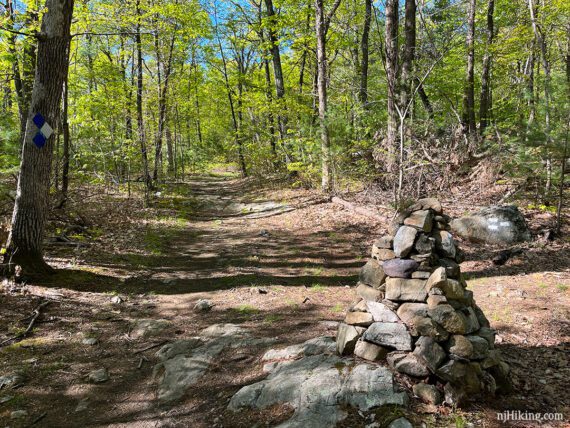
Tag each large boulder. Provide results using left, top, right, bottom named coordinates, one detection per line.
left=451, top=205, right=531, bottom=245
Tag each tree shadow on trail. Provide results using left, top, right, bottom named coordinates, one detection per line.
left=37, top=268, right=359, bottom=295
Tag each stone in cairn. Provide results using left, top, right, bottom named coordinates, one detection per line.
left=336, top=198, right=512, bottom=406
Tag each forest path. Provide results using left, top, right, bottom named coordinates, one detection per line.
left=1, top=176, right=569, bottom=427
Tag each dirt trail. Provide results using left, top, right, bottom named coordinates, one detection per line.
left=0, top=176, right=569, bottom=427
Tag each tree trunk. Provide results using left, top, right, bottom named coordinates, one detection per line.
left=136, top=0, right=151, bottom=198
left=359, top=0, right=372, bottom=107
left=264, top=0, right=288, bottom=141
left=400, top=0, right=416, bottom=113
left=528, top=0, right=552, bottom=192
left=59, top=42, right=71, bottom=208
left=462, top=0, right=477, bottom=139
left=153, top=33, right=176, bottom=180
left=3, top=0, right=75, bottom=275
left=385, top=0, right=399, bottom=164
left=315, top=0, right=331, bottom=191
left=479, top=0, right=494, bottom=133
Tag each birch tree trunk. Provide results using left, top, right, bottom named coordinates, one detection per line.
left=3, top=0, right=75, bottom=275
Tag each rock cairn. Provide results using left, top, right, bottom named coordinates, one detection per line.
left=336, top=198, right=511, bottom=405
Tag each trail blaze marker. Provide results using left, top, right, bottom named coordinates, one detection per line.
left=32, top=113, right=53, bottom=148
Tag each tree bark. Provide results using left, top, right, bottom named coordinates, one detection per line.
left=315, top=0, right=331, bottom=191
left=462, top=0, right=477, bottom=139
left=400, top=0, right=416, bottom=113
left=136, top=0, right=151, bottom=197
left=479, top=0, right=494, bottom=133
left=359, top=0, right=372, bottom=107
left=58, top=42, right=71, bottom=208
left=385, top=0, right=399, bottom=162
left=153, top=32, right=176, bottom=180
left=3, top=0, right=75, bottom=275
left=264, top=0, right=288, bottom=148
left=528, top=0, right=552, bottom=191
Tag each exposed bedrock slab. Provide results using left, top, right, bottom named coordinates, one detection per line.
left=154, top=324, right=275, bottom=404
left=229, top=352, right=408, bottom=427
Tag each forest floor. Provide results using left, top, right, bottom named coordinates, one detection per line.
left=0, top=173, right=569, bottom=427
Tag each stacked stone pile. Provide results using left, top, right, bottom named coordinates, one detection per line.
left=336, top=198, right=511, bottom=405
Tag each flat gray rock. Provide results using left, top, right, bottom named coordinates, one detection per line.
left=363, top=322, right=413, bottom=351
left=382, top=258, right=419, bottom=279
left=131, top=319, right=171, bottom=339
left=88, top=368, right=109, bottom=383
left=393, top=226, right=418, bottom=258
left=366, top=301, right=399, bottom=323
left=229, top=353, right=408, bottom=427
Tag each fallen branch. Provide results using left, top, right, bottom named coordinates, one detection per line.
left=331, top=197, right=390, bottom=223
left=0, top=301, right=50, bottom=347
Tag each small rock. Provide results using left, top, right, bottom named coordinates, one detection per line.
left=397, top=303, right=429, bottom=325
left=111, top=295, right=124, bottom=304
left=414, top=336, right=446, bottom=372
left=388, top=417, right=414, bottom=428
left=194, top=299, right=213, bottom=312
left=414, top=234, right=436, bottom=253
left=466, top=335, right=489, bottom=360
left=410, top=198, right=443, bottom=214
left=363, top=322, right=413, bottom=351
left=393, top=226, right=418, bottom=258
left=438, top=258, right=460, bottom=278
left=366, top=301, right=399, bottom=322
left=413, top=383, right=442, bottom=405
left=386, top=278, right=428, bottom=302
left=373, top=235, right=393, bottom=249
left=383, top=258, right=419, bottom=278
left=131, top=319, right=171, bottom=338
left=447, top=335, right=474, bottom=359
left=356, top=282, right=384, bottom=302
left=426, top=267, right=447, bottom=290
left=10, top=410, right=28, bottom=419
left=461, top=307, right=481, bottom=333
left=395, top=354, right=429, bottom=377
left=427, top=294, right=447, bottom=308
left=336, top=323, right=365, bottom=355
left=372, top=248, right=396, bottom=261
left=354, top=340, right=387, bottom=361
left=359, top=259, right=387, bottom=288
left=88, top=368, right=110, bottom=383
left=404, top=210, right=434, bottom=232
left=82, top=337, right=98, bottom=346
left=345, top=311, right=374, bottom=327
left=75, top=398, right=89, bottom=412
left=349, top=299, right=368, bottom=312
left=440, top=279, right=466, bottom=300
left=411, top=270, right=431, bottom=279
left=432, top=230, right=457, bottom=259
left=428, top=304, right=467, bottom=334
